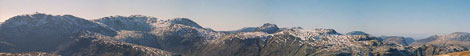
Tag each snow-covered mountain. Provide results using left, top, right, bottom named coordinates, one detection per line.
left=0, top=13, right=467, bottom=56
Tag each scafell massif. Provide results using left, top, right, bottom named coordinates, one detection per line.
left=0, top=13, right=469, bottom=56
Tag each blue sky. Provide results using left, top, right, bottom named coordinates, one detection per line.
left=1, top=0, right=469, bottom=39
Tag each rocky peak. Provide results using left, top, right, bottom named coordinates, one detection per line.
left=255, top=23, right=280, bottom=34
left=166, top=18, right=203, bottom=28
left=260, top=23, right=277, bottom=28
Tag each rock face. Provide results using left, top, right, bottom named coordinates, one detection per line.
left=0, top=13, right=468, bottom=56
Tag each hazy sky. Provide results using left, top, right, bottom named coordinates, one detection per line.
left=1, top=0, right=470, bottom=39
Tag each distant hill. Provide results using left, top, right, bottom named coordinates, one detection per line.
left=411, top=32, right=470, bottom=48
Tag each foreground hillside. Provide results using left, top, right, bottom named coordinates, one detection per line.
left=0, top=13, right=469, bottom=56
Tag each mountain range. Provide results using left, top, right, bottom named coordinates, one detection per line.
left=0, top=13, right=469, bottom=56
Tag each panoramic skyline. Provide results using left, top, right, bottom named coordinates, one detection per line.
left=1, top=0, right=470, bottom=39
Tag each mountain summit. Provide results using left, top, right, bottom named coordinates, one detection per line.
left=254, top=23, right=280, bottom=34
left=166, top=18, right=203, bottom=28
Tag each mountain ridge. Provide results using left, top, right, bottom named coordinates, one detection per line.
left=0, top=13, right=468, bottom=56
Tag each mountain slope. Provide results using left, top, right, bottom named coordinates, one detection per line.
left=0, top=13, right=117, bottom=52
left=55, top=31, right=178, bottom=56
left=411, top=32, right=470, bottom=48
